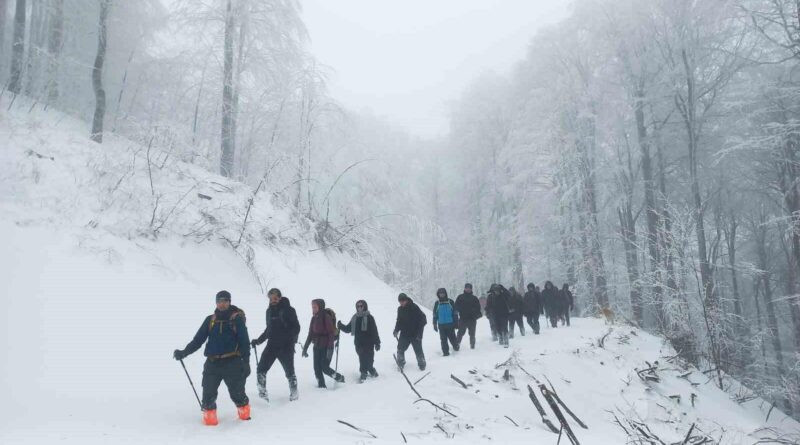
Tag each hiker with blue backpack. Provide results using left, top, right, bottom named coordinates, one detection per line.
left=432, top=288, right=460, bottom=356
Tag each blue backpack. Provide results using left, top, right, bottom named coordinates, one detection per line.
left=437, top=302, right=455, bottom=325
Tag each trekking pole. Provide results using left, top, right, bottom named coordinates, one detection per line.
left=179, top=358, right=202, bottom=410
left=252, top=344, right=259, bottom=369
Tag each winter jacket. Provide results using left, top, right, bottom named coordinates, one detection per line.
left=339, top=300, right=381, bottom=348
left=523, top=288, right=543, bottom=317
left=485, top=286, right=510, bottom=319
left=394, top=297, right=427, bottom=339
left=542, top=282, right=560, bottom=317
left=303, top=300, right=337, bottom=349
left=507, top=288, right=524, bottom=316
left=455, top=292, right=482, bottom=321
left=433, top=290, right=459, bottom=328
left=253, top=297, right=300, bottom=346
left=182, top=305, right=250, bottom=359
left=560, top=289, right=574, bottom=313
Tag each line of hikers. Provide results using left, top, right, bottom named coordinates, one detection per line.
left=483, top=281, right=575, bottom=347
left=171, top=282, right=574, bottom=425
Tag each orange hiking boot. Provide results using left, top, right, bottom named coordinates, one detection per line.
left=237, top=404, right=251, bottom=420
left=202, top=409, right=218, bottom=426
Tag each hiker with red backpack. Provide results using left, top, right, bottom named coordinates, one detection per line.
left=302, top=299, right=345, bottom=388
left=173, top=290, right=252, bottom=426
left=338, top=299, right=381, bottom=383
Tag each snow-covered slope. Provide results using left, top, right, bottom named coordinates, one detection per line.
left=1, top=100, right=798, bottom=444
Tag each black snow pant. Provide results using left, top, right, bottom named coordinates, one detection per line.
left=494, top=315, right=509, bottom=345
left=563, top=310, right=571, bottom=326
left=438, top=324, right=458, bottom=354
left=488, top=314, right=497, bottom=341
left=257, top=342, right=296, bottom=396
left=201, top=356, right=249, bottom=410
left=508, top=314, right=525, bottom=337
left=312, top=345, right=337, bottom=384
left=456, top=318, right=477, bottom=348
left=397, top=334, right=426, bottom=370
left=356, top=344, right=376, bottom=374
left=526, top=314, right=541, bottom=334
left=257, top=342, right=295, bottom=378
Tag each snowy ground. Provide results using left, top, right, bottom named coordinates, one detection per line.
left=1, top=100, right=799, bottom=444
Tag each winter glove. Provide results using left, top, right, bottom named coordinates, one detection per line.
left=375, top=343, right=381, bottom=352
left=173, top=349, right=186, bottom=360
left=242, top=358, right=251, bottom=377
left=337, top=321, right=345, bottom=330
left=393, top=330, right=399, bottom=340
left=302, top=348, right=309, bottom=358
left=326, top=347, right=334, bottom=362
left=433, top=324, right=438, bottom=332
left=250, top=339, right=260, bottom=348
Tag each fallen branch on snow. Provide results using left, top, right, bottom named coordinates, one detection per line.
left=336, top=420, right=377, bottom=439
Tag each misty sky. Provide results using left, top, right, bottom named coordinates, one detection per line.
left=302, top=0, right=572, bottom=139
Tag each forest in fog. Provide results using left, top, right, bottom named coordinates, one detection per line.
left=1, top=0, right=799, bottom=420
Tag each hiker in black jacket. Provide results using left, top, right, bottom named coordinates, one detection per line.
left=338, top=300, right=381, bottom=383
left=507, top=286, right=525, bottom=338
left=250, top=288, right=300, bottom=403
left=455, top=283, right=482, bottom=349
left=485, top=284, right=510, bottom=347
left=173, top=290, right=251, bottom=425
left=523, top=282, right=543, bottom=334
left=393, top=293, right=427, bottom=370
left=542, top=281, right=560, bottom=328
left=560, top=284, right=574, bottom=327
left=433, top=288, right=459, bottom=356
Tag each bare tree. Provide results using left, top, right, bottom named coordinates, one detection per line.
left=219, top=0, right=235, bottom=177
left=7, top=0, right=24, bottom=94
left=90, top=0, right=110, bottom=143
left=46, top=0, right=64, bottom=103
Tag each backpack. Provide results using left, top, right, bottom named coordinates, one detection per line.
left=209, top=310, right=244, bottom=335
left=437, top=301, right=455, bottom=325
left=325, top=308, right=339, bottom=339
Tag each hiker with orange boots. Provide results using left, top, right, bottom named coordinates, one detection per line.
left=173, top=290, right=252, bottom=425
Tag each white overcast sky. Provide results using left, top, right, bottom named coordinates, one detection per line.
left=302, top=0, right=573, bottom=138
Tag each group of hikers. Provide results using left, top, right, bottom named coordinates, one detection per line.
left=172, top=282, right=575, bottom=425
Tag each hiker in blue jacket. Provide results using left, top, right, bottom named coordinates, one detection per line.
left=432, top=288, right=460, bottom=356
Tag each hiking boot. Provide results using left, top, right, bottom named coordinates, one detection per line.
left=257, top=373, right=269, bottom=402
left=202, top=409, right=218, bottom=426
left=453, top=343, right=460, bottom=352
left=417, top=356, right=426, bottom=371
left=237, top=404, right=251, bottom=421
left=443, top=351, right=450, bottom=357
left=369, top=368, right=378, bottom=377
left=334, top=373, right=345, bottom=383
left=359, top=372, right=368, bottom=383
left=289, top=376, right=298, bottom=401
left=317, top=379, right=327, bottom=389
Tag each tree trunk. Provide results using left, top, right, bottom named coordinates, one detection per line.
left=90, top=0, right=109, bottom=143
left=219, top=0, right=235, bottom=177
left=678, top=49, right=715, bottom=311
left=755, top=222, right=789, bottom=411
left=619, top=204, right=642, bottom=324
left=634, top=85, right=666, bottom=329
left=8, top=0, right=24, bottom=94
left=46, top=0, right=63, bottom=103
left=0, top=0, right=7, bottom=62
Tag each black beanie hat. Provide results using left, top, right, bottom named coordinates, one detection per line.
left=464, top=283, right=472, bottom=289
left=216, top=290, right=232, bottom=302
left=398, top=293, right=410, bottom=302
